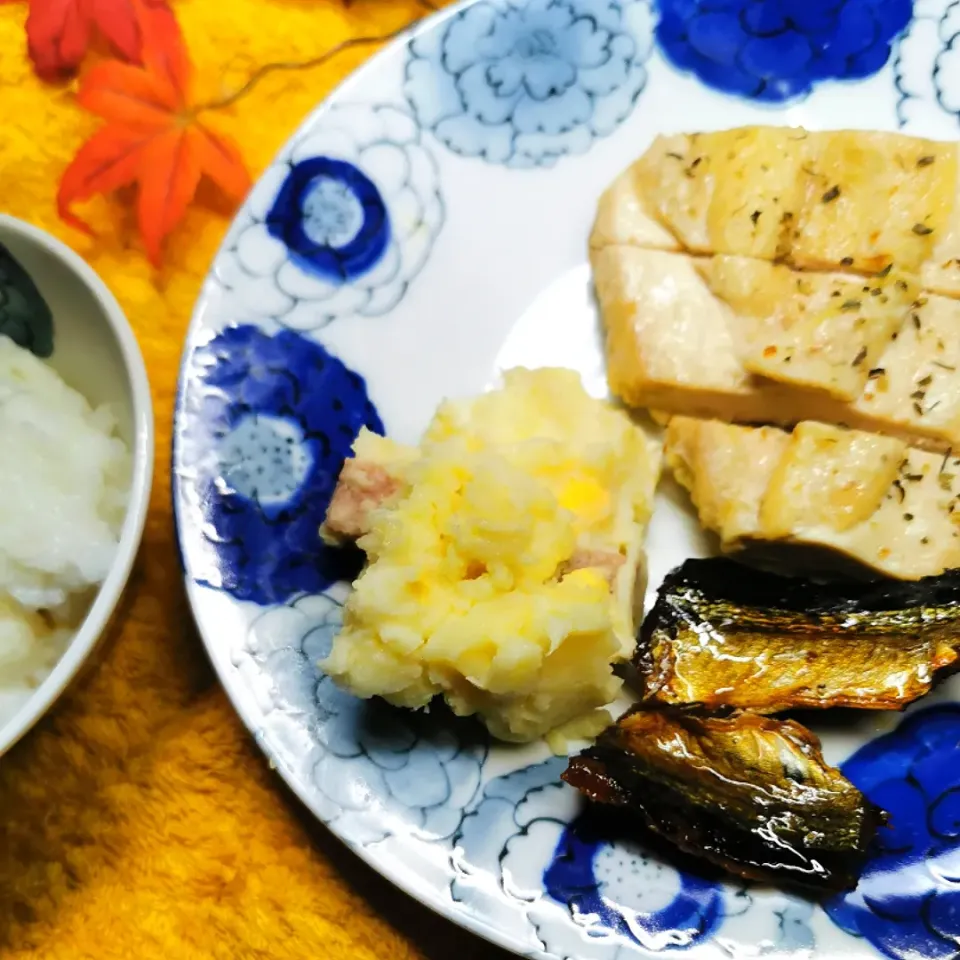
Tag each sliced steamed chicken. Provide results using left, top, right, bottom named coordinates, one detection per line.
left=665, top=416, right=960, bottom=579
left=590, top=125, right=960, bottom=450
left=592, top=242, right=960, bottom=451
left=696, top=256, right=919, bottom=402
left=593, top=126, right=958, bottom=274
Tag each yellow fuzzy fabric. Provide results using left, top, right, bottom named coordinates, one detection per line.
left=0, top=2, right=507, bottom=956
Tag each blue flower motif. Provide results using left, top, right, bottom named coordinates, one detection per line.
left=453, top=757, right=818, bottom=956
left=543, top=808, right=724, bottom=951
left=214, top=104, right=444, bottom=332
left=266, top=157, right=390, bottom=282
left=656, top=0, right=912, bottom=103
left=825, top=705, right=960, bottom=960
left=176, top=324, right=384, bottom=606
left=245, top=593, right=490, bottom=846
left=404, top=0, right=654, bottom=168
left=894, top=1, right=960, bottom=129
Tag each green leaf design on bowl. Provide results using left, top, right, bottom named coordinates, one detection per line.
left=0, top=243, right=53, bottom=358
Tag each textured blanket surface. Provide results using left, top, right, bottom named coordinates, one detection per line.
left=0, top=2, right=506, bottom=956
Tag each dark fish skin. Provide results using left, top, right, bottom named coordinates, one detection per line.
left=636, top=558, right=960, bottom=714
left=563, top=704, right=886, bottom=892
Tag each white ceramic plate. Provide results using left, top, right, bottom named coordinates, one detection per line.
left=173, top=2, right=960, bottom=956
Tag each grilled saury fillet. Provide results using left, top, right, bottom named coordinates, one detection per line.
left=637, top=557, right=960, bottom=713
left=563, top=704, right=885, bottom=892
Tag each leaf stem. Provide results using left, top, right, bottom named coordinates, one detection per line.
left=194, top=12, right=435, bottom=115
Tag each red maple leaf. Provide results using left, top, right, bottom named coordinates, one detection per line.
left=2, top=0, right=182, bottom=82
left=57, top=9, right=251, bottom=266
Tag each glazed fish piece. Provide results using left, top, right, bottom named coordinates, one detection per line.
left=637, top=557, right=960, bottom=713
left=563, top=704, right=885, bottom=892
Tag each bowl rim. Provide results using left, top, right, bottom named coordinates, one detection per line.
left=0, top=213, right=155, bottom=758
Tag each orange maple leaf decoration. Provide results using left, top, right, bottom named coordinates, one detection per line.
left=58, top=13, right=252, bottom=266
left=0, top=0, right=180, bottom=81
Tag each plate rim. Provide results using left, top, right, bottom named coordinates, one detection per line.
left=170, top=3, right=547, bottom=956
left=170, top=2, right=943, bottom=953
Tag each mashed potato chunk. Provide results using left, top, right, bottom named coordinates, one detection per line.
left=321, top=368, right=662, bottom=744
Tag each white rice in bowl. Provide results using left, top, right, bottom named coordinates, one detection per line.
left=0, top=336, right=130, bottom=724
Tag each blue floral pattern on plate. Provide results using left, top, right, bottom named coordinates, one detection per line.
left=894, top=0, right=960, bottom=127
left=826, top=705, right=960, bottom=960
left=453, top=758, right=817, bottom=957
left=543, top=810, right=724, bottom=951
left=177, top=324, right=382, bottom=605
left=266, top=157, right=390, bottom=282
left=175, top=7, right=960, bottom=959
left=215, top=103, right=444, bottom=331
left=656, top=0, right=912, bottom=102
left=245, top=592, right=489, bottom=845
left=404, top=0, right=654, bottom=167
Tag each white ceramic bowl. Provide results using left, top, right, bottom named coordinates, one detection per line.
left=0, top=214, right=153, bottom=758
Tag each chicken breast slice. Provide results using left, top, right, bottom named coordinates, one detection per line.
left=599, top=126, right=959, bottom=280
left=627, top=128, right=809, bottom=259
left=593, top=243, right=960, bottom=451
left=852, top=293, right=960, bottom=444
left=697, top=256, right=918, bottom=402
left=665, top=417, right=960, bottom=580
left=921, top=161, right=960, bottom=297
left=790, top=131, right=955, bottom=274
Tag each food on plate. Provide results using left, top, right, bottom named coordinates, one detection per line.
left=578, top=126, right=960, bottom=890
left=665, top=416, right=960, bottom=579
left=593, top=126, right=958, bottom=277
left=853, top=291, right=960, bottom=441
left=562, top=703, right=884, bottom=891
left=321, top=367, right=662, bottom=746
left=591, top=126, right=960, bottom=450
left=313, top=124, right=960, bottom=892
left=593, top=244, right=960, bottom=450
left=0, top=336, right=130, bottom=712
left=322, top=430, right=418, bottom=542
left=698, top=257, right=919, bottom=402
left=637, top=557, right=960, bottom=713
left=594, top=246, right=761, bottom=418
